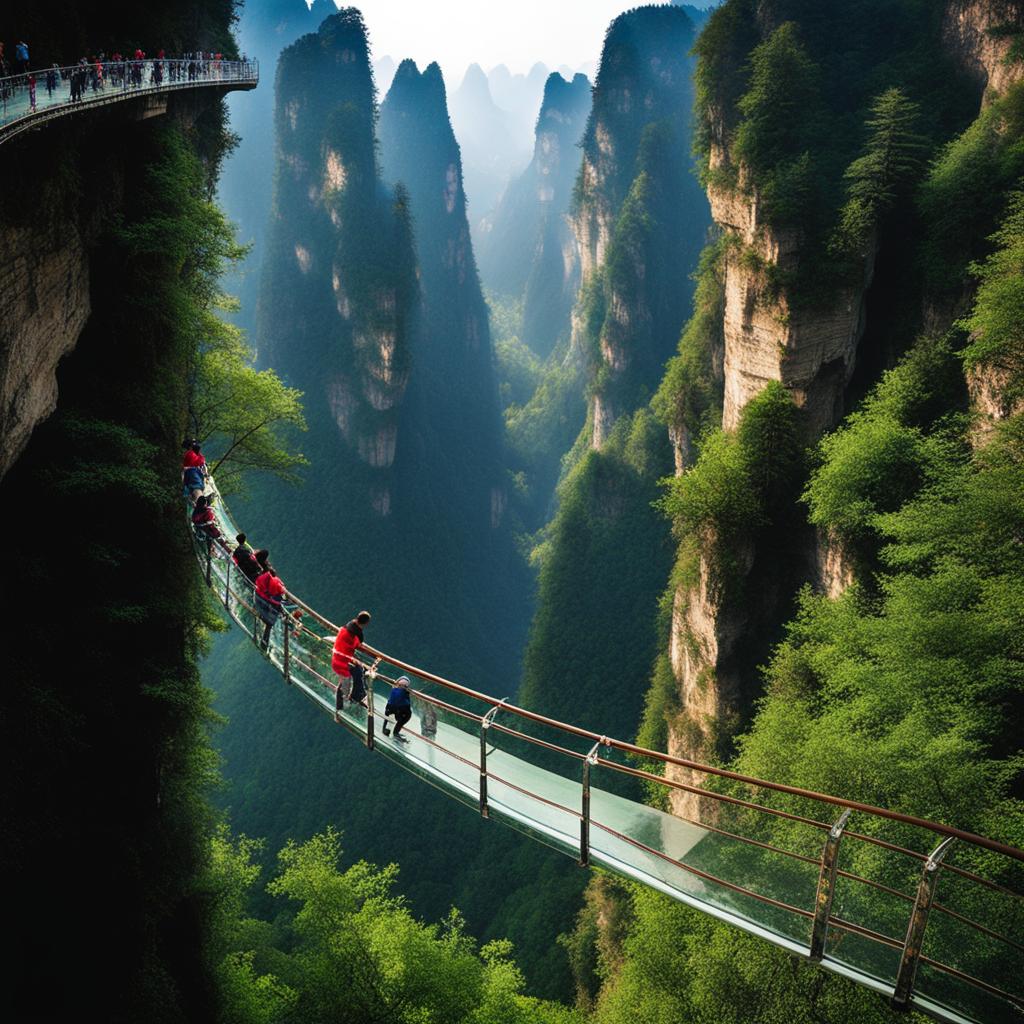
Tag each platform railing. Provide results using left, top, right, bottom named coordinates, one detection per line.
left=190, top=477, right=1024, bottom=1024
left=0, top=58, right=258, bottom=142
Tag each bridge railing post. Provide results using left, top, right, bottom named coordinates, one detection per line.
left=282, top=609, right=291, bottom=685
left=580, top=740, right=604, bottom=867
left=223, top=557, right=232, bottom=610
left=810, top=807, right=852, bottom=960
left=478, top=700, right=508, bottom=818
left=891, top=836, right=957, bottom=1012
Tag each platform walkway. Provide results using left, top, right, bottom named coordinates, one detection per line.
left=0, top=58, right=257, bottom=144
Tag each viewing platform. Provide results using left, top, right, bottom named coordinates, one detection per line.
left=0, top=58, right=258, bottom=145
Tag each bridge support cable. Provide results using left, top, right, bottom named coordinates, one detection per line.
left=810, top=808, right=853, bottom=961
left=892, top=836, right=957, bottom=1012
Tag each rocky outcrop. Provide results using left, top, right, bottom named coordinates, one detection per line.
left=478, top=71, right=591, bottom=358
left=378, top=59, right=507, bottom=528
left=0, top=88, right=226, bottom=481
left=0, top=221, right=90, bottom=479
left=570, top=5, right=709, bottom=449
left=260, top=11, right=417, bottom=500
left=942, top=0, right=1024, bottom=102
left=709, top=178, right=874, bottom=436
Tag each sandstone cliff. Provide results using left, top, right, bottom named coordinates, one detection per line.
left=570, top=4, right=709, bottom=448
left=259, top=10, right=417, bottom=507
left=659, top=0, right=1024, bottom=817
left=479, top=71, right=591, bottom=358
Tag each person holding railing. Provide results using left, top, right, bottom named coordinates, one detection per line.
left=329, top=612, right=371, bottom=711
left=382, top=677, right=413, bottom=743
left=191, top=494, right=222, bottom=545
left=254, top=565, right=287, bottom=652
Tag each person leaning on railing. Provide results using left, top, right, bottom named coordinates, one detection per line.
left=254, top=564, right=287, bottom=653
left=328, top=612, right=371, bottom=710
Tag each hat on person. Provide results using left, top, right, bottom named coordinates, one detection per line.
left=396, top=676, right=411, bottom=688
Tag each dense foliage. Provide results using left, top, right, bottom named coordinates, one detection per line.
left=207, top=828, right=584, bottom=1024
left=0, top=111, right=236, bottom=1020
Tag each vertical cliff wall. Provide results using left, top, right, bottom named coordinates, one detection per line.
left=479, top=71, right=591, bottom=358
left=570, top=4, right=710, bottom=448
left=658, top=0, right=1021, bottom=817
left=0, top=22, right=240, bottom=1019
left=378, top=58, right=506, bottom=528
left=259, top=9, right=417, bottom=512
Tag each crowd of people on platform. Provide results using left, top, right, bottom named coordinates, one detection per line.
left=183, top=438, right=434, bottom=746
left=1, top=39, right=246, bottom=114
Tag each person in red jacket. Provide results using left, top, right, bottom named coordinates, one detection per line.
left=254, top=567, right=286, bottom=652
left=191, top=494, right=221, bottom=542
left=329, top=611, right=370, bottom=710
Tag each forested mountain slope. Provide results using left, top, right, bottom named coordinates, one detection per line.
left=563, top=1, right=1024, bottom=1020
left=479, top=70, right=592, bottom=360
left=517, top=4, right=711, bottom=738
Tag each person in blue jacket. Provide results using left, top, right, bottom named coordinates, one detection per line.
left=382, top=676, right=412, bottom=743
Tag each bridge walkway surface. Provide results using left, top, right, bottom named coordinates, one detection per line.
left=194, top=477, right=1023, bottom=1024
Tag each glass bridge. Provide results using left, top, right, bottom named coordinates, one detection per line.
left=192, top=480, right=1023, bottom=1024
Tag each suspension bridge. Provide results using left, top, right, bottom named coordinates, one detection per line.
left=191, top=479, right=1023, bottom=1024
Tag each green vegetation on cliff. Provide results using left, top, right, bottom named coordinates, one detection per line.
left=1, top=109, right=241, bottom=1020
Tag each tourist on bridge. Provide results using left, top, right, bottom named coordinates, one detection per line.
left=181, top=438, right=208, bottom=500
left=254, top=565, right=287, bottom=652
left=45, top=65, right=57, bottom=97
left=15, top=40, right=29, bottom=74
left=232, top=533, right=262, bottom=584
left=329, top=612, right=370, bottom=710
left=191, top=494, right=221, bottom=544
left=383, top=677, right=412, bottom=743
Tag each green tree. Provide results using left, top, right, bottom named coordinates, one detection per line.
left=190, top=320, right=308, bottom=496
left=959, top=188, right=1024, bottom=402
left=833, top=88, right=929, bottom=254
left=733, top=22, right=823, bottom=222
left=210, top=828, right=582, bottom=1024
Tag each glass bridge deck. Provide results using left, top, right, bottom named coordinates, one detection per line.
left=192, top=483, right=1024, bottom=1024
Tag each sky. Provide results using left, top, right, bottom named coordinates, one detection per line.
left=315, top=0, right=713, bottom=79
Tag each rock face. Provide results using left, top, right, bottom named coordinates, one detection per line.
left=260, top=10, right=417, bottom=501
left=379, top=59, right=506, bottom=527
left=0, top=88, right=220, bottom=481
left=219, top=0, right=337, bottom=337
left=570, top=5, right=709, bottom=448
left=942, top=0, right=1024, bottom=101
left=660, top=0, right=1024, bottom=812
left=708, top=178, right=874, bottom=436
left=479, top=71, right=591, bottom=357
left=0, top=220, right=90, bottom=479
